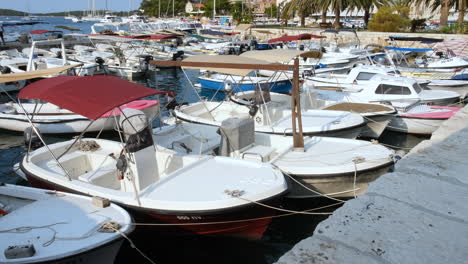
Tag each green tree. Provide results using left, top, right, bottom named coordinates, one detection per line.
left=368, top=4, right=410, bottom=32
left=204, top=0, right=232, bottom=17
left=230, top=2, right=253, bottom=23
left=413, top=0, right=467, bottom=27
left=139, top=0, right=185, bottom=17
left=349, top=0, right=388, bottom=27
left=264, top=4, right=278, bottom=18
left=281, top=0, right=321, bottom=27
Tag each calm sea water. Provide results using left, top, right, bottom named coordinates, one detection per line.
left=0, top=16, right=428, bottom=263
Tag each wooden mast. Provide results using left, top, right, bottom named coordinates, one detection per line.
left=291, top=57, right=304, bottom=151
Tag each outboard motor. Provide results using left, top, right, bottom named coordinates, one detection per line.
left=299, top=44, right=305, bottom=51
left=119, top=108, right=159, bottom=191
left=250, top=40, right=258, bottom=50
left=139, top=55, right=153, bottom=72
left=223, top=81, right=233, bottom=95
left=172, top=51, right=184, bottom=61
left=95, top=57, right=107, bottom=74
left=24, top=127, right=43, bottom=151
left=218, top=118, right=255, bottom=157
left=0, top=66, right=11, bottom=74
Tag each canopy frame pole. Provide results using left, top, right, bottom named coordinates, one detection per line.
left=291, top=57, right=304, bottom=150
left=26, top=102, right=39, bottom=162
left=56, top=120, right=96, bottom=161
left=17, top=101, right=73, bottom=181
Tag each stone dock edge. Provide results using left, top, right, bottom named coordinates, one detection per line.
left=275, top=104, right=468, bottom=264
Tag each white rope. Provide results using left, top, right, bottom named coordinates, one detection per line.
left=274, top=165, right=347, bottom=203
left=103, top=222, right=157, bottom=264
left=123, top=201, right=343, bottom=228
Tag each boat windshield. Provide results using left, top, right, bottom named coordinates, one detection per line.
left=413, top=83, right=423, bottom=94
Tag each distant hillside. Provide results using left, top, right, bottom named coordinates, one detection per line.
left=0, top=9, right=140, bottom=17
left=0, top=9, right=26, bottom=16
left=41, top=10, right=139, bottom=17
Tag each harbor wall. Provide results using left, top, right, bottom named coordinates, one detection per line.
left=247, top=29, right=467, bottom=47
left=274, top=104, right=468, bottom=264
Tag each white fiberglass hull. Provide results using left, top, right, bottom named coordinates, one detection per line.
left=154, top=122, right=395, bottom=199
left=174, top=101, right=366, bottom=139
left=0, top=184, right=133, bottom=264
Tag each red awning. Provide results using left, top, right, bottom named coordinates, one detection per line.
left=268, top=33, right=325, bottom=43
left=18, top=75, right=171, bottom=120
left=30, top=30, right=63, bottom=35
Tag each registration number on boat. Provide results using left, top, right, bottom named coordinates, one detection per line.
left=177, top=215, right=202, bottom=220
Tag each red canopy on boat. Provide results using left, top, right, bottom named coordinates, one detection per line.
left=267, top=33, right=325, bottom=43
left=18, top=75, right=171, bottom=120
left=30, top=30, right=63, bottom=35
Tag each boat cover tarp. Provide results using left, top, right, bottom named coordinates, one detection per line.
left=389, top=36, right=444, bottom=43
left=433, top=38, right=468, bottom=58
left=199, top=29, right=227, bottom=36
left=30, top=30, right=63, bottom=35
left=182, top=55, right=276, bottom=76
left=18, top=75, right=165, bottom=120
left=188, top=34, right=215, bottom=40
left=0, top=64, right=83, bottom=83
left=122, top=34, right=179, bottom=40
left=241, top=49, right=322, bottom=63
left=0, top=21, right=42, bottom=27
left=267, top=33, right=325, bottom=43
left=88, top=35, right=133, bottom=42
left=384, top=46, right=432, bottom=52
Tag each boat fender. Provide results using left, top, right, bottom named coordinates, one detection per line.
left=4, top=244, right=36, bottom=259
left=24, top=127, right=43, bottom=151
left=249, top=105, right=258, bottom=117
left=116, top=155, right=127, bottom=180
left=0, top=66, right=11, bottom=74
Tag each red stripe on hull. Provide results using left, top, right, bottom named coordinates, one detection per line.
left=26, top=174, right=280, bottom=240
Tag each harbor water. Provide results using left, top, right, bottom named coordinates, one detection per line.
left=0, top=16, right=431, bottom=264
left=0, top=67, right=427, bottom=263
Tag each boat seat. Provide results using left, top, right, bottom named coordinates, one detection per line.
left=77, top=163, right=120, bottom=190
left=241, top=145, right=276, bottom=162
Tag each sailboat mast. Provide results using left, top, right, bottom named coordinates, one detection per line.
left=173, top=0, right=175, bottom=18
left=213, top=0, right=216, bottom=20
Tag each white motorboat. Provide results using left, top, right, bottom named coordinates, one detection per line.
left=230, top=90, right=397, bottom=139
left=387, top=102, right=460, bottom=135
left=309, top=65, right=468, bottom=99
left=18, top=75, right=288, bottom=240
left=0, top=75, right=161, bottom=134
left=307, top=74, right=461, bottom=106
left=155, top=120, right=395, bottom=198
left=0, top=183, right=133, bottom=264
left=173, top=100, right=366, bottom=139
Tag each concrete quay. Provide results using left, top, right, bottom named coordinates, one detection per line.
left=246, top=28, right=467, bottom=47
left=275, top=104, right=468, bottom=264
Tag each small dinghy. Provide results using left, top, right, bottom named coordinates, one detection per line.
left=388, top=103, right=460, bottom=135
left=0, top=183, right=133, bottom=264
left=230, top=90, right=397, bottom=139
left=19, top=76, right=288, bottom=239
left=173, top=100, right=366, bottom=138
left=0, top=76, right=163, bottom=134
left=154, top=120, right=395, bottom=198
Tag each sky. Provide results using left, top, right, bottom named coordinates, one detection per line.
left=2, top=0, right=144, bottom=13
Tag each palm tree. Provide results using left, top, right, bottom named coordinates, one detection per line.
left=351, top=0, right=387, bottom=27
left=457, top=0, right=466, bottom=26
left=413, top=0, right=464, bottom=27
left=318, top=0, right=348, bottom=29
left=282, top=0, right=322, bottom=27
